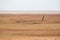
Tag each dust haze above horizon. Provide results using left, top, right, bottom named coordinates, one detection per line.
left=0, top=0, right=60, bottom=14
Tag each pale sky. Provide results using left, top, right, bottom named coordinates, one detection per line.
left=0, top=0, right=60, bottom=11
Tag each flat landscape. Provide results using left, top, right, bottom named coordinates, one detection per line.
left=0, top=13, right=60, bottom=40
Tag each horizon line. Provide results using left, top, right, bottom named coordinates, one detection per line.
left=0, top=11, right=60, bottom=14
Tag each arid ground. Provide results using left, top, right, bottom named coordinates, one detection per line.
left=0, top=13, right=60, bottom=40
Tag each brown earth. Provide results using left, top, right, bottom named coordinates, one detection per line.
left=0, top=14, right=60, bottom=24
left=0, top=13, right=60, bottom=40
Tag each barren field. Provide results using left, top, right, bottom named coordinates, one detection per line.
left=0, top=36, right=60, bottom=40
left=0, top=14, right=60, bottom=40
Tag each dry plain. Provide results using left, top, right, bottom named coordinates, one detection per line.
left=0, top=13, right=60, bottom=40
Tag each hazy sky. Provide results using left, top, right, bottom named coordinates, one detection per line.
left=0, top=0, right=60, bottom=11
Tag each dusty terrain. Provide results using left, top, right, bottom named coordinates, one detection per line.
left=0, top=13, right=60, bottom=40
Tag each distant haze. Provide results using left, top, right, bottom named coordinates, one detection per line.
left=0, top=12, right=60, bottom=14
left=0, top=0, right=60, bottom=14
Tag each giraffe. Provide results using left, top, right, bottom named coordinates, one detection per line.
left=42, top=16, right=45, bottom=21
left=41, top=16, right=46, bottom=24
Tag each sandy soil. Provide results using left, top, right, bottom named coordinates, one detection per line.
left=0, top=14, right=60, bottom=40
left=0, top=14, right=60, bottom=24
left=0, top=36, right=60, bottom=40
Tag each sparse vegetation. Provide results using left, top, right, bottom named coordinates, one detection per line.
left=0, top=14, right=60, bottom=40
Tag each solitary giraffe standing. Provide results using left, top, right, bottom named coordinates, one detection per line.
left=41, top=16, right=45, bottom=24
left=42, top=16, right=45, bottom=21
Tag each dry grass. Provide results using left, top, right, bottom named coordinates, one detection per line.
left=0, top=14, right=60, bottom=40
left=0, top=36, right=60, bottom=40
left=0, top=24, right=60, bottom=29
